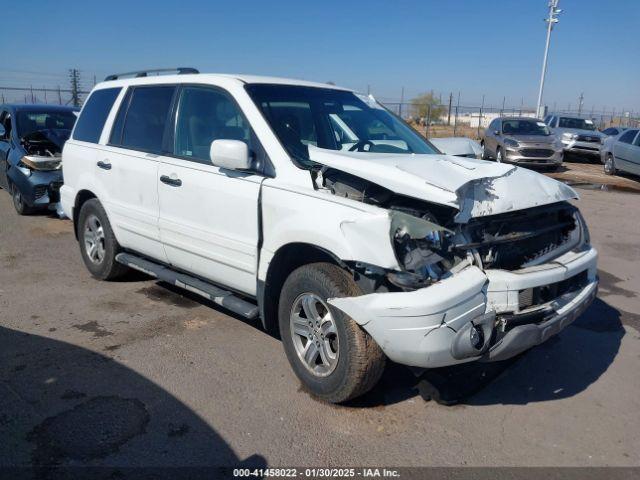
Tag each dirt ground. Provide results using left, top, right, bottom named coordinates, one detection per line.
left=0, top=169, right=639, bottom=470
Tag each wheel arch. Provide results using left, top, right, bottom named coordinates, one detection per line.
left=258, top=242, right=345, bottom=335
left=73, top=189, right=97, bottom=239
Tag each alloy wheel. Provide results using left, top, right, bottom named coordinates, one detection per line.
left=289, top=293, right=339, bottom=377
left=83, top=214, right=106, bottom=264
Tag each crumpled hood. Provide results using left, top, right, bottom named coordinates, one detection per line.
left=429, top=137, right=482, bottom=157
left=309, top=146, right=578, bottom=223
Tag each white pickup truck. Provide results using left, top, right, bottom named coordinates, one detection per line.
left=61, top=69, right=598, bottom=403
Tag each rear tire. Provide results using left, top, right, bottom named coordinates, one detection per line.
left=11, top=183, right=35, bottom=215
left=77, top=198, right=129, bottom=280
left=278, top=263, right=385, bottom=403
left=604, top=154, right=616, bottom=176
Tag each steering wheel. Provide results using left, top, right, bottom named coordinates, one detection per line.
left=348, top=140, right=374, bottom=152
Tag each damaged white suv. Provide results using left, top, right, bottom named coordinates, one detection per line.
left=61, top=69, right=598, bottom=403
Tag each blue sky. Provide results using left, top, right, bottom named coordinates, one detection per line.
left=2, top=0, right=638, bottom=111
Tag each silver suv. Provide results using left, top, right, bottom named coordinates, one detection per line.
left=544, top=114, right=604, bottom=158
left=481, top=117, right=563, bottom=168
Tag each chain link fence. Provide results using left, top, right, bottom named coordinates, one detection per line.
left=2, top=85, right=637, bottom=140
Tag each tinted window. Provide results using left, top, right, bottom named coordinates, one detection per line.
left=558, top=117, right=595, bottom=130
left=602, top=128, right=617, bottom=135
left=247, top=84, right=437, bottom=167
left=73, top=88, right=121, bottom=143
left=174, top=86, right=252, bottom=163
left=119, top=86, right=175, bottom=153
left=109, top=88, right=132, bottom=145
left=16, top=110, right=77, bottom=138
left=619, top=130, right=638, bottom=144
left=502, top=119, right=550, bottom=136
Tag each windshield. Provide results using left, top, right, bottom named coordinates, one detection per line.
left=246, top=84, right=438, bottom=167
left=558, top=117, right=596, bottom=131
left=502, top=119, right=551, bottom=136
left=16, top=110, right=77, bottom=138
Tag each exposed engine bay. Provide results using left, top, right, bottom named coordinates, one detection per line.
left=320, top=167, right=584, bottom=287
left=19, top=129, right=69, bottom=171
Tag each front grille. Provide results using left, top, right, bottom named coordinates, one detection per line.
left=34, top=185, right=48, bottom=199
left=518, top=270, right=588, bottom=310
left=574, top=145, right=599, bottom=151
left=576, top=135, right=601, bottom=143
left=457, top=202, right=578, bottom=270
left=520, top=148, right=554, bottom=158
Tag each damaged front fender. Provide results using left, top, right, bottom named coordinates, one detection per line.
left=328, top=266, right=488, bottom=367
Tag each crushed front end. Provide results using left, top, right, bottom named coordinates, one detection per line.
left=329, top=199, right=598, bottom=368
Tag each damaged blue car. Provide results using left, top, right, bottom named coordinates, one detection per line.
left=0, top=104, right=78, bottom=214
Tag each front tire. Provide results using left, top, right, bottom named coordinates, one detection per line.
left=495, top=147, right=503, bottom=163
left=278, top=263, right=385, bottom=403
left=11, top=183, right=35, bottom=215
left=77, top=199, right=129, bottom=280
left=604, top=154, right=616, bottom=176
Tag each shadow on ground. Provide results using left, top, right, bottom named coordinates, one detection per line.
left=0, top=326, right=266, bottom=474
left=345, top=297, right=625, bottom=407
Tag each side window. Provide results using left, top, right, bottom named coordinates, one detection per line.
left=602, top=128, right=616, bottom=136
left=174, top=86, right=252, bottom=163
left=619, top=130, right=638, bottom=144
left=73, top=88, right=121, bottom=143
left=117, top=86, right=176, bottom=153
left=543, top=115, right=551, bottom=125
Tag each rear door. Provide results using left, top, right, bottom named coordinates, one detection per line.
left=630, top=131, right=640, bottom=174
left=157, top=85, right=264, bottom=295
left=103, top=85, right=176, bottom=262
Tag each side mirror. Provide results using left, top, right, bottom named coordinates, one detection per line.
left=493, top=130, right=500, bottom=136
left=210, top=139, right=251, bottom=171
left=0, top=124, right=6, bottom=139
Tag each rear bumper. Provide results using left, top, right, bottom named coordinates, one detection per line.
left=328, top=247, right=598, bottom=368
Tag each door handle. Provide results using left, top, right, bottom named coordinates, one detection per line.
left=97, top=160, right=112, bottom=170
left=160, top=175, right=182, bottom=187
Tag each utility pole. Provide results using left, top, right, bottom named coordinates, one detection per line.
left=57, top=86, right=62, bottom=105
left=536, top=0, right=562, bottom=117
left=69, top=69, right=81, bottom=107
left=578, top=92, right=584, bottom=115
left=477, top=94, right=485, bottom=139
left=399, top=86, right=404, bottom=118
left=447, top=92, right=453, bottom=126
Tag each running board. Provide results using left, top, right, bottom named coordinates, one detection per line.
left=115, top=252, right=259, bottom=319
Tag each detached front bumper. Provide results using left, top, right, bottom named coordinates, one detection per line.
left=8, top=168, right=63, bottom=207
left=328, top=247, right=598, bottom=368
left=562, top=139, right=601, bottom=156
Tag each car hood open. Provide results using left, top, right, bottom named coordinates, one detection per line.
left=309, top=146, right=578, bottom=223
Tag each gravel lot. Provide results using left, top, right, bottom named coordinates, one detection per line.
left=1, top=167, right=639, bottom=469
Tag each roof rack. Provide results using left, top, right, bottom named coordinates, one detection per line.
left=104, top=67, right=199, bottom=81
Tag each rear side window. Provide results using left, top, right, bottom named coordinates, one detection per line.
left=111, top=86, right=175, bottom=153
left=73, top=88, right=121, bottom=143
left=619, top=130, right=638, bottom=144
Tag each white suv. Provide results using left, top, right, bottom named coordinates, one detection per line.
left=61, top=69, right=598, bottom=403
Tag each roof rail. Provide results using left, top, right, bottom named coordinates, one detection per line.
left=104, top=67, right=199, bottom=81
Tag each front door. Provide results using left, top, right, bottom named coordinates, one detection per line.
left=158, top=85, right=263, bottom=295
left=0, top=111, right=12, bottom=189
left=613, top=129, right=639, bottom=173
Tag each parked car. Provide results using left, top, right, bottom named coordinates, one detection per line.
left=429, top=137, right=483, bottom=159
left=601, top=126, right=627, bottom=137
left=0, top=104, right=78, bottom=214
left=601, top=128, right=640, bottom=176
left=481, top=117, right=563, bottom=168
left=543, top=114, right=604, bottom=159
left=61, top=69, right=598, bottom=403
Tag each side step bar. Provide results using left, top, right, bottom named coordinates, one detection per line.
left=115, top=253, right=259, bottom=320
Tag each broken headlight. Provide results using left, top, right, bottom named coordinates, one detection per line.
left=20, top=155, right=62, bottom=172
left=388, top=210, right=453, bottom=289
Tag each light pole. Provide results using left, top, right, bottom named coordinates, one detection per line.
left=536, top=0, right=562, bottom=117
